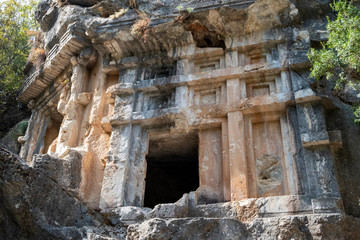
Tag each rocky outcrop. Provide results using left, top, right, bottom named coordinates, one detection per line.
left=127, top=214, right=360, bottom=240
left=0, top=148, right=127, bottom=239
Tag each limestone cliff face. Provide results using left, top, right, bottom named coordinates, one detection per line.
left=2, top=0, right=360, bottom=239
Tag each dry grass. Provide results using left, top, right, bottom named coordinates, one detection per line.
left=131, top=12, right=151, bottom=40
left=56, top=0, right=69, bottom=7
left=30, top=48, right=46, bottom=67
left=129, top=0, right=137, bottom=9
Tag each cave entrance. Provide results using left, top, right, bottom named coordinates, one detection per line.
left=144, top=131, right=199, bottom=208
left=184, top=21, right=226, bottom=49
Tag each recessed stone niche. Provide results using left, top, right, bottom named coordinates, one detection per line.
left=252, top=120, right=285, bottom=197
left=245, top=112, right=295, bottom=198
left=42, top=110, right=63, bottom=154
left=238, top=44, right=279, bottom=66
left=144, top=90, right=175, bottom=111
left=246, top=78, right=276, bottom=97
left=138, top=63, right=177, bottom=80
left=194, top=88, right=221, bottom=106
left=190, top=48, right=225, bottom=73
left=194, top=57, right=221, bottom=72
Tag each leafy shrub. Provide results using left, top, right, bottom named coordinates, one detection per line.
left=308, top=0, right=360, bottom=122
left=0, top=0, right=39, bottom=97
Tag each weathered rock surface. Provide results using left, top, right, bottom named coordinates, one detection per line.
left=102, top=206, right=152, bottom=225
left=127, top=214, right=360, bottom=240
left=0, top=148, right=126, bottom=239
left=33, top=151, right=83, bottom=196
left=312, top=79, right=360, bottom=217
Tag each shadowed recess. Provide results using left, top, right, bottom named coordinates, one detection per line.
left=144, top=131, right=199, bottom=208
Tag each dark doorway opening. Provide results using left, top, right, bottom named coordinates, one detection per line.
left=144, top=131, right=199, bottom=208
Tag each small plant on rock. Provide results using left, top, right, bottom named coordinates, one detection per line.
left=30, top=48, right=45, bottom=61
left=177, top=5, right=184, bottom=14
left=131, top=12, right=151, bottom=40
left=28, top=47, right=46, bottom=70
left=175, top=5, right=194, bottom=22
left=129, top=0, right=137, bottom=9
left=186, top=7, right=194, bottom=13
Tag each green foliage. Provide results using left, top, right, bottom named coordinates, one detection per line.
left=9, top=120, right=28, bottom=141
left=308, top=0, right=360, bottom=122
left=353, top=104, right=360, bottom=123
left=176, top=5, right=184, bottom=12
left=17, top=120, right=28, bottom=136
left=176, top=5, right=194, bottom=14
left=308, top=0, right=360, bottom=85
left=0, top=0, right=38, bottom=97
left=186, top=7, right=194, bottom=13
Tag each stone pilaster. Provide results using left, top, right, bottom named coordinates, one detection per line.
left=294, top=88, right=341, bottom=210
left=100, top=68, right=149, bottom=208
left=56, top=57, right=86, bottom=152
left=226, top=78, right=249, bottom=200
left=198, top=127, right=224, bottom=204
